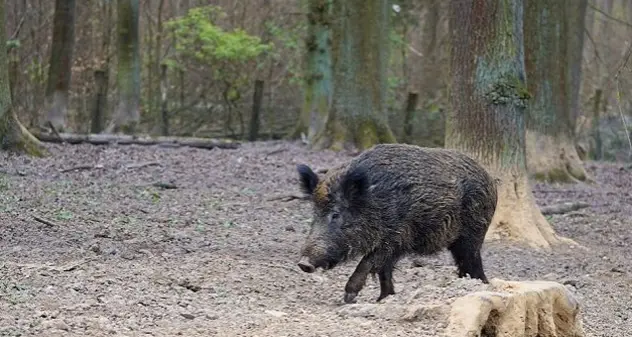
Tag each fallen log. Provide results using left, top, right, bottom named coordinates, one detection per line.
left=32, top=132, right=241, bottom=150
left=540, top=201, right=589, bottom=215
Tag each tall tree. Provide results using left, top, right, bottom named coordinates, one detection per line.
left=524, top=0, right=590, bottom=183
left=107, top=0, right=141, bottom=133
left=41, top=0, right=76, bottom=132
left=307, top=0, right=396, bottom=151
left=446, top=0, right=572, bottom=249
left=290, top=0, right=334, bottom=141
left=0, top=2, right=46, bottom=156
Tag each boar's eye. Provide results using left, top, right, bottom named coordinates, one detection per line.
left=328, top=211, right=341, bottom=224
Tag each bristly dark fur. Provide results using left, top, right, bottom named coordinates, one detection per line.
left=295, top=143, right=498, bottom=304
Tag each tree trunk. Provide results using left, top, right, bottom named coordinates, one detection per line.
left=289, top=0, right=334, bottom=141
left=160, top=64, right=169, bottom=136
left=446, top=0, right=573, bottom=249
left=42, top=0, right=76, bottom=132
left=248, top=80, right=264, bottom=141
left=91, top=70, right=108, bottom=133
left=108, top=0, right=141, bottom=134
left=419, top=0, right=440, bottom=110
left=524, top=0, right=591, bottom=183
left=0, top=2, right=46, bottom=156
left=310, top=0, right=396, bottom=151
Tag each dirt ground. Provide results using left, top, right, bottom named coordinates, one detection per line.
left=0, top=140, right=630, bottom=337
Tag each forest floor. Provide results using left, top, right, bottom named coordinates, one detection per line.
left=0, top=140, right=630, bottom=337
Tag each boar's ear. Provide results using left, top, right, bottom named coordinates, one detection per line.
left=341, top=166, right=369, bottom=204
left=297, top=164, right=319, bottom=195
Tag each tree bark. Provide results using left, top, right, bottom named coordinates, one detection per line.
left=108, top=0, right=141, bottom=134
left=310, top=0, right=396, bottom=151
left=446, top=0, right=573, bottom=249
left=0, top=2, right=46, bottom=156
left=289, top=0, right=334, bottom=141
left=42, top=0, right=76, bottom=132
left=524, top=0, right=591, bottom=183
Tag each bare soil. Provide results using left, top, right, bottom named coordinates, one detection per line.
left=0, top=141, right=630, bottom=337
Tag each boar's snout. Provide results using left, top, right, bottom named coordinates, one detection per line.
left=298, top=256, right=316, bottom=273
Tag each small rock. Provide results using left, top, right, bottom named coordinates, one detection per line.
left=562, top=279, right=578, bottom=287
left=89, top=243, right=101, bottom=254
left=265, top=310, right=287, bottom=318
left=205, top=313, right=219, bottom=320
left=284, top=225, right=295, bottom=232
left=180, top=313, right=195, bottom=320
left=41, top=319, right=70, bottom=331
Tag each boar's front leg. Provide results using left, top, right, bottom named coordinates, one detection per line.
left=343, top=254, right=374, bottom=304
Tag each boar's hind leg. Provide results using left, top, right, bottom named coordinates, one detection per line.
left=343, top=255, right=375, bottom=304
left=376, top=260, right=396, bottom=302
left=448, top=236, right=488, bottom=284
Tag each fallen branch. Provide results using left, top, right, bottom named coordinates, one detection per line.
left=32, top=132, right=241, bottom=150
left=540, top=201, right=590, bottom=215
left=266, top=194, right=308, bottom=202
left=33, top=215, right=59, bottom=227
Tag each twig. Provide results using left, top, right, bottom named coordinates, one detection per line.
left=540, top=202, right=590, bottom=216
left=264, top=148, right=288, bottom=157
left=33, top=215, right=59, bottom=227
left=125, top=161, right=161, bottom=170
left=55, top=258, right=94, bottom=272
left=60, top=164, right=104, bottom=173
left=153, top=182, right=177, bottom=189
left=266, top=194, right=308, bottom=202
left=47, top=121, right=65, bottom=144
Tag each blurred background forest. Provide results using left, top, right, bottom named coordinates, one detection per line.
left=4, top=0, right=632, bottom=161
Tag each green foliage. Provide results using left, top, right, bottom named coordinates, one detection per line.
left=265, top=20, right=307, bottom=85
left=166, top=6, right=271, bottom=66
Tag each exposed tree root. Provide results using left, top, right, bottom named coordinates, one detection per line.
left=526, top=132, right=594, bottom=184
left=485, top=170, right=578, bottom=250
left=0, top=108, right=48, bottom=157
left=311, top=117, right=396, bottom=152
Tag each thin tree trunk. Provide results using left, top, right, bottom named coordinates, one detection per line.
left=446, top=0, right=573, bottom=250
left=42, top=0, right=76, bottom=132
left=248, top=80, right=264, bottom=141
left=0, top=1, right=46, bottom=156
left=91, top=70, right=108, bottom=133
left=524, top=0, right=591, bottom=183
left=108, top=0, right=141, bottom=133
left=311, top=0, right=396, bottom=151
left=160, top=64, right=169, bottom=136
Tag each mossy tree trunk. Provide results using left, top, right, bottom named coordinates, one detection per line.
left=524, top=0, right=590, bottom=184
left=310, top=0, right=396, bottom=151
left=0, top=2, right=46, bottom=156
left=446, top=0, right=573, bottom=250
left=289, top=0, right=334, bottom=141
left=42, top=0, right=76, bottom=132
left=107, top=0, right=141, bottom=134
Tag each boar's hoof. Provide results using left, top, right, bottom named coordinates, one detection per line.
left=298, top=257, right=315, bottom=273
left=344, top=292, right=358, bottom=304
